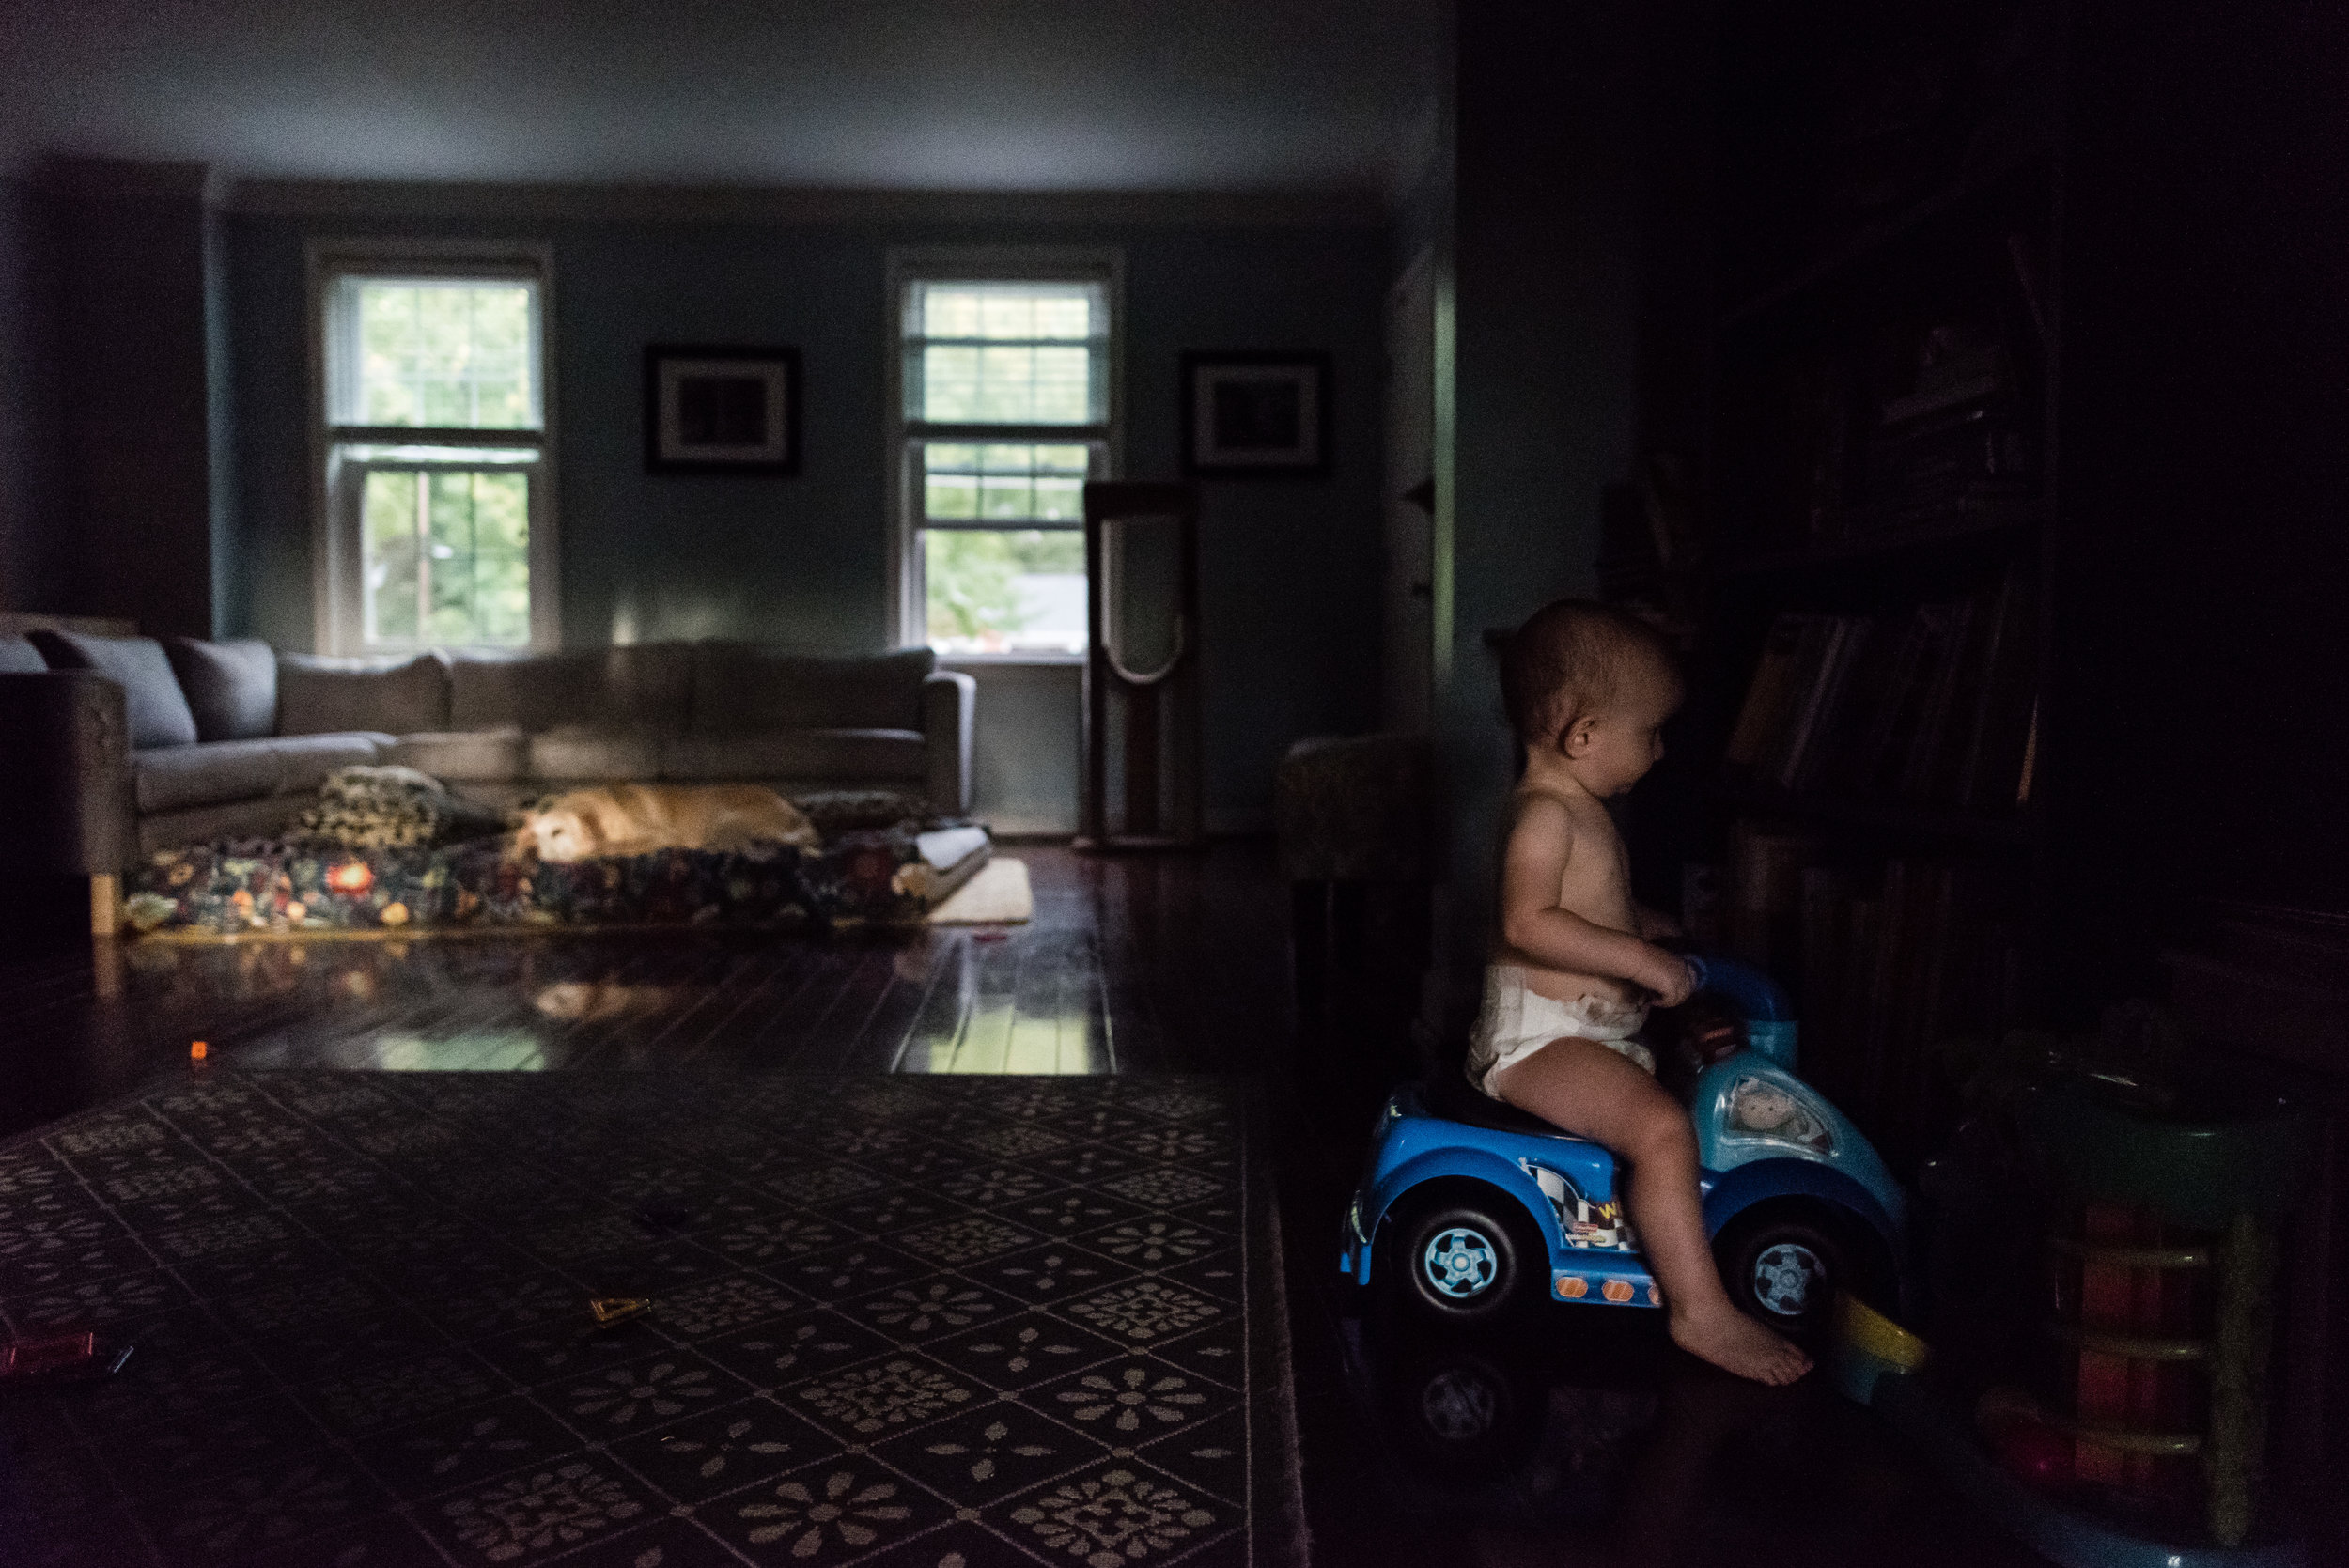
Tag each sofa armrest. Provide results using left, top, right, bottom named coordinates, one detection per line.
left=921, top=669, right=976, bottom=815
left=0, top=671, right=135, bottom=875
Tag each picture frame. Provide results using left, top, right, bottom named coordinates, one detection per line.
left=644, top=346, right=801, bottom=474
left=1180, top=351, right=1330, bottom=477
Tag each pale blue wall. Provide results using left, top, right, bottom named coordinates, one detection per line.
left=222, top=203, right=1386, bottom=825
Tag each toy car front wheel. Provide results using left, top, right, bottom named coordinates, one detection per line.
left=1380, top=1186, right=1542, bottom=1327
left=1712, top=1206, right=1857, bottom=1340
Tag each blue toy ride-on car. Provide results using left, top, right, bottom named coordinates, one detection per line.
left=1342, top=955, right=1909, bottom=1337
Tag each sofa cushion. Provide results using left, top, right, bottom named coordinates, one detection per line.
left=386, top=729, right=530, bottom=784
left=135, top=741, right=281, bottom=814
left=658, top=729, right=926, bottom=783
left=132, top=733, right=385, bottom=815
left=528, top=728, right=664, bottom=782
left=29, top=630, right=200, bottom=750
left=690, top=644, right=936, bottom=735
left=277, top=651, right=450, bottom=737
left=269, top=734, right=389, bottom=796
left=0, top=636, right=45, bottom=674
left=162, top=636, right=278, bottom=741
left=448, top=643, right=692, bottom=733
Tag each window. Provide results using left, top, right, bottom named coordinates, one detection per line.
left=891, top=261, right=1119, bottom=655
left=314, top=249, right=556, bottom=652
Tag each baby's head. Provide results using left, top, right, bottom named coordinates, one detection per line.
left=1501, top=598, right=1682, bottom=796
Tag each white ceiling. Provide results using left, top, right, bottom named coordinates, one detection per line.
left=0, top=0, right=1447, bottom=194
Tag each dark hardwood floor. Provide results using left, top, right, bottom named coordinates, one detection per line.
left=0, top=843, right=2055, bottom=1567
left=0, top=846, right=1290, bottom=1141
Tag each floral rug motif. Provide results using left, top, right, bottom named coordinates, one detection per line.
left=0, top=1071, right=1290, bottom=1567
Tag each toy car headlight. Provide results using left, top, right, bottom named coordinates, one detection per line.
left=1720, top=1074, right=1833, bottom=1155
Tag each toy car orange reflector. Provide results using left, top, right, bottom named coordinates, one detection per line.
left=1556, top=1274, right=1587, bottom=1298
left=1602, top=1279, right=1635, bottom=1303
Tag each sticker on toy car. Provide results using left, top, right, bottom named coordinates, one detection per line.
left=1519, top=1159, right=1637, bottom=1251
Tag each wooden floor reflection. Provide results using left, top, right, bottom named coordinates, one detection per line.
left=0, top=846, right=1294, bottom=1140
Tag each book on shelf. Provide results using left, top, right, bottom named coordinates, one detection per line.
left=1863, top=404, right=2036, bottom=526
left=1879, top=374, right=2007, bottom=427
left=1949, top=575, right=2038, bottom=809
left=1720, top=831, right=2025, bottom=1172
left=1720, top=574, right=2039, bottom=815
left=1761, top=617, right=1854, bottom=788
left=2015, top=699, right=2039, bottom=807
left=1796, top=360, right=1855, bottom=546
left=1724, top=613, right=1812, bottom=772
left=1896, top=595, right=1979, bottom=798
left=1772, top=618, right=1868, bottom=790
left=1797, top=610, right=1898, bottom=796
left=1859, top=309, right=2036, bottom=528
left=1859, top=599, right=1963, bottom=796
left=2005, top=231, right=2049, bottom=344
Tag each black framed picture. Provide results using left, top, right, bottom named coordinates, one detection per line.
left=645, top=346, right=801, bottom=474
left=1180, top=351, right=1330, bottom=477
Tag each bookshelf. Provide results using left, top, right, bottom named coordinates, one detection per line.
left=1711, top=785, right=2035, bottom=848
left=1641, top=2, right=2066, bottom=1178
left=1712, top=500, right=2042, bottom=579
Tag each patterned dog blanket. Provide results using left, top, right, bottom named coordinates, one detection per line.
left=299, top=765, right=508, bottom=848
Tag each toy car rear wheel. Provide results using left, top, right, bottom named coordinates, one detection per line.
left=1380, top=1186, right=1543, bottom=1327
left=1711, top=1206, right=1855, bottom=1340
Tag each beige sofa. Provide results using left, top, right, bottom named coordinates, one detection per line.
left=0, top=632, right=975, bottom=868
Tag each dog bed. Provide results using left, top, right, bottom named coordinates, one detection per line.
left=122, top=790, right=991, bottom=939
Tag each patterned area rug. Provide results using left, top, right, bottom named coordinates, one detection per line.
left=0, top=1071, right=1299, bottom=1568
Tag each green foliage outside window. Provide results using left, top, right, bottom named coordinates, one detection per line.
left=926, top=529, right=1085, bottom=651
left=363, top=469, right=530, bottom=646
left=356, top=282, right=537, bottom=428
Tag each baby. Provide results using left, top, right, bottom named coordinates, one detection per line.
left=1475, top=599, right=1812, bottom=1385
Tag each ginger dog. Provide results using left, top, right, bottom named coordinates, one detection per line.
left=516, top=784, right=819, bottom=862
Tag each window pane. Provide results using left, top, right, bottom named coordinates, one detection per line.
left=923, top=289, right=982, bottom=338
left=906, top=280, right=1104, bottom=426
left=348, top=279, right=539, bottom=429
left=360, top=466, right=530, bottom=648
left=363, top=471, right=420, bottom=643
left=912, top=282, right=1094, bottom=342
left=925, top=474, right=979, bottom=519
left=925, top=529, right=1087, bottom=654
left=1033, top=295, right=1091, bottom=339
left=974, top=347, right=1035, bottom=422
left=1033, top=347, right=1092, bottom=424
left=920, top=345, right=981, bottom=423
left=979, top=476, right=1034, bottom=520
left=918, top=442, right=1100, bottom=524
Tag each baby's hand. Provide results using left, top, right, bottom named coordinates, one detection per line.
left=1648, top=953, right=1699, bottom=1008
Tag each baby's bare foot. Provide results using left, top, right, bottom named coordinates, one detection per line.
left=1668, top=1305, right=1813, bottom=1386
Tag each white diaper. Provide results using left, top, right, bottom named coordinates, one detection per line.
left=1465, top=965, right=1654, bottom=1098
